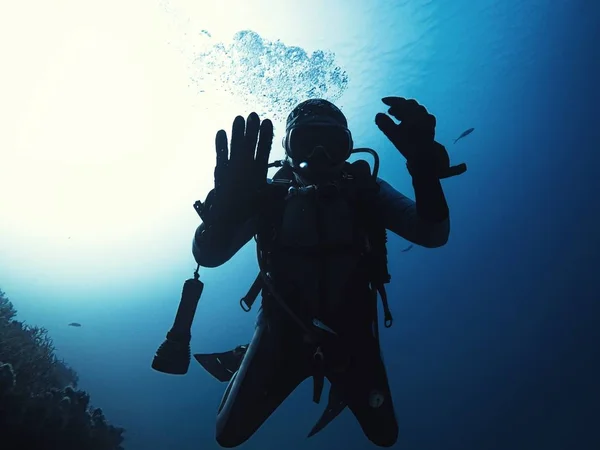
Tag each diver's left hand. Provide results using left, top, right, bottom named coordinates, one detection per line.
left=375, top=97, right=466, bottom=179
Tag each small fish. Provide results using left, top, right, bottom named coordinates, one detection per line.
left=454, top=127, right=474, bottom=144
left=401, top=244, right=414, bottom=253
left=68, top=322, right=82, bottom=327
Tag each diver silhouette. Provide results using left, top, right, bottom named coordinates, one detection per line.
left=153, top=97, right=467, bottom=448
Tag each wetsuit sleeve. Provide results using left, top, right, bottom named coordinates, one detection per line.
left=192, top=217, right=258, bottom=268
left=375, top=177, right=449, bottom=248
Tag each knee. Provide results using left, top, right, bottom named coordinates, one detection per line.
left=216, top=432, right=247, bottom=449
left=215, top=410, right=252, bottom=448
left=367, top=422, right=398, bottom=448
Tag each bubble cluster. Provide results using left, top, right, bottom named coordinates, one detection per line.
left=189, top=30, right=349, bottom=121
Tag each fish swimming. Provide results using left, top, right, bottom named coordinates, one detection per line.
left=454, top=127, right=474, bottom=144
left=68, top=322, right=82, bottom=327
left=401, top=244, right=413, bottom=252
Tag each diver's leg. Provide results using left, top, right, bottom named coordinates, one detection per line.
left=216, top=312, right=310, bottom=447
left=329, top=335, right=399, bottom=447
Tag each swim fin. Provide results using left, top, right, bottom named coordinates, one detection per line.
left=308, top=383, right=347, bottom=438
left=193, top=344, right=248, bottom=382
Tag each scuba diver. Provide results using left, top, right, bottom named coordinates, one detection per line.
left=152, top=97, right=467, bottom=448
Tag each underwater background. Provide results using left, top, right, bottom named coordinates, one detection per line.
left=1, top=0, right=598, bottom=449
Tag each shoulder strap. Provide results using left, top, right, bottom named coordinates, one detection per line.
left=344, top=160, right=394, bottom=329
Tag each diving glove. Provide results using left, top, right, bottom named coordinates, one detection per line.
left=200, top=113, right=273, bottom=227
left=375, top=97, right=467, bottom=179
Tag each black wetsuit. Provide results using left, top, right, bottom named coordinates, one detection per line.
left=192, top=171, right=450, bottom=448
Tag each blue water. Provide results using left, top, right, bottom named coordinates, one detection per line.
left=1, top=0, right=598, bottom=449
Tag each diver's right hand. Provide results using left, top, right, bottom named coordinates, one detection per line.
left=203, top=113, right=273, bottom=225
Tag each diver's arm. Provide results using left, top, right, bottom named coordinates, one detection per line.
left=192, top=217, right=258, bottom=268
left=376, top=176, right=449, bottom=248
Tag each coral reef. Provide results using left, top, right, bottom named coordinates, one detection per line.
left=0, top=289, right=125, bottom=449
